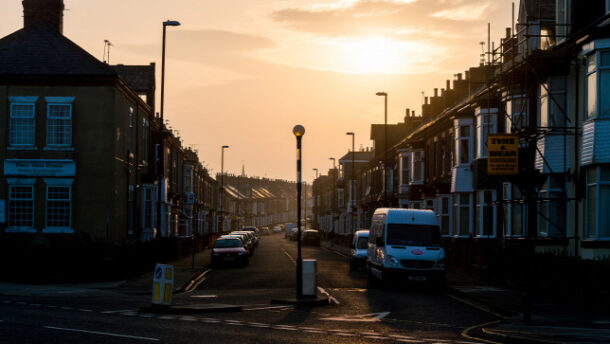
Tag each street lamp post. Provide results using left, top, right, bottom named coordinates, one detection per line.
left=346, top=132, right=355, bottom=234
left=293, top=125, right=305, bottom=299
left=376, top=92, right=388, bottom=206
left=158, top=19, right=180, bottom=237
left=220, top=145, right=229, bottom=234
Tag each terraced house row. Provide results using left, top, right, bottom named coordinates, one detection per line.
left=0, top=0, right=298, bottom=252
left=312, top=0, right=610, bottom=297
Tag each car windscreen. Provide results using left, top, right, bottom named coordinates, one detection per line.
left=214, top=239, right=242, bottom=248
left=356, top=236, right=368, bottom=249
left=386, top=224, right=441, bottom=246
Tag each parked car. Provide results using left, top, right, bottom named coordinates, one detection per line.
left=228, top=232, right=255, bottom=255
left=366, top=208, right=445, bottom=286
left=284, top=223, right=298, bottom=239
left=261, top=227, right=270, bottom=235
left=350, top=230, right=369, bottom=271
left=220, top=234, right=251, bottom=256
left=302, top=229, right=321, bottom=246
left=211, top=237, right=249, bottom=267
left=241, top=226, right=260, bottom=247
left=272, top=226, right=282, bottom=233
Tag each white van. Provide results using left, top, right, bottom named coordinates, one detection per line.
left=349, top=230, right=369, bottom=271
left=366, top=208, right=445, bottom=285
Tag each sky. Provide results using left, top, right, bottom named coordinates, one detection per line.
left=0, top=0, right=516, bottom=182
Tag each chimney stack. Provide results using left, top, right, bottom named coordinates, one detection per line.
left=23, top=0, right=64, bottom=34
left=412, top=110, right=416, bottom=117
left=457, top=73, right=463, bottom=81
left=506, top=27, right=511, bottom=39
left=434, top=88, right=438, bottom=97
left=425, top=96, right=429, bottom=105
left=446, top=79, right=451, bottom=91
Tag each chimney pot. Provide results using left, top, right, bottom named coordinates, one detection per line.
left=506, top=27, right=511, bottom=39
left=412, top=110, right=416, bottom=117
left=434, top=88, right=438, bottom=97
left=446, top=80, right=451, bottom=90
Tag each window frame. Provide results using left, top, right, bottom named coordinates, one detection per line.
left=411, top=150, right=424, bottom=184
left=44, top=97, right=75, bottom=148
left=475, top=108, right=498, bottom=159
left=438, top=194, right=453, bottom=236
left=475, top=189, right=497, bottom=238
left=7, top=180, right=36, bottom=233
left=585, top=166, right=610, bottom=239
left=453, top=192, right=473, bottom=237
left=586, top=49, right=610, bottom=120
left=43, top=179, right=73, bottom=233
left=9, top=97, right=37, bottom=147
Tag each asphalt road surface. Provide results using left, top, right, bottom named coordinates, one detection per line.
left=0, top=234, right=499, bottom=343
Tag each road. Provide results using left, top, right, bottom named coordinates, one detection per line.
left=0, top=234, right=499, bottom=343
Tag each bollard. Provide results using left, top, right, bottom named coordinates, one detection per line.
left=302, top=259, right=317, bottom=297
left=152, top=263, right=174, bottom=306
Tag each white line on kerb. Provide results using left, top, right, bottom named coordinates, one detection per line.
left=44, top=326, right=160, bottom=341
left=281, top=248, right=296, bottom=264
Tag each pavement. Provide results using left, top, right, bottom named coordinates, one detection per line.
left=321, top=239, right=610, bottom=344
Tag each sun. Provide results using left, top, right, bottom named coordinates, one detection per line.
left=339, top=37, right=410, bottom=74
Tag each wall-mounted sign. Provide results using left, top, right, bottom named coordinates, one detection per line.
left=4, top=159, right=75, bottom=177
left=0, top=200, right=5, bottom=223
left=487, top=134, right=519, bottom=175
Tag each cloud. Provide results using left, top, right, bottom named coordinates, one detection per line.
left=271, top=0, right=492, bottom=40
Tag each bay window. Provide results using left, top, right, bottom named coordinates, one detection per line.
left=503, top=183, right=524, bottom=237
left=454, top=193, right=472, bottom=236
left=438, top=195, right=452, bottom=236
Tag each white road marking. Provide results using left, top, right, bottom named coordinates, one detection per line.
left=243, top=305, right=294, bottom=311
left=593, top=320, right=610, bottom=324
left=60, top=306, right=73, bottom=310
left=393, top=339, right=421, bottom=343
left=303, top=329, right=325, bottom=334
left=138, top=313, right=157, bottom=318
left=77, top=309, right=93, bottom=312
left=179, top=316, right=197, bottom=321
left=281, top=248, right=296, bottom=264
left=321, top=311, right=390, bottom=322
left=250, top=324, right=271, bottom=328
left=317, top=286, right=340, bottom=305
left=158, top=315, right=176, bottom=320
left=100, top=309, right=137, bottom=314
left=44, top=326, right=160, bottom=341
left=334, top=332, right=356, bottom=337
left=389, top=334, right=415, bottom=339
left=190, top=294, right=217, bottom=298
left=201, top=318, right=220, bottom=323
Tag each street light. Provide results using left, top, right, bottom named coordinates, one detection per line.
left=293, top=124, right=305, bottom=299
left=346, top=132, right=355, bottom=234
left=376, top=91, right=388, bottom=206
left=160, top=20, right=181, bottom=124
left=158, top=19, right=180, bottom=238
left=220, top=145, right=229, bottom=234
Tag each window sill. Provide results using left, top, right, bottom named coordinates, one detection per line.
left=580, top=239, right=610, bottom=248
left=43, top=146, right=75, bottom=151
left=5, top=227, right=36, bottom=233
left=7, top=146, right=37, bottom=151
left=42, top=227, right=74, bottom=234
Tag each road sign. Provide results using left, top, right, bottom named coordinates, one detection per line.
left=487, top=134, right=519, bottom=175
left=152, top=263, right=174, bottom=306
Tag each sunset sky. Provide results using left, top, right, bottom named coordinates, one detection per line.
left=0, top=0, right=515, bottom=182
